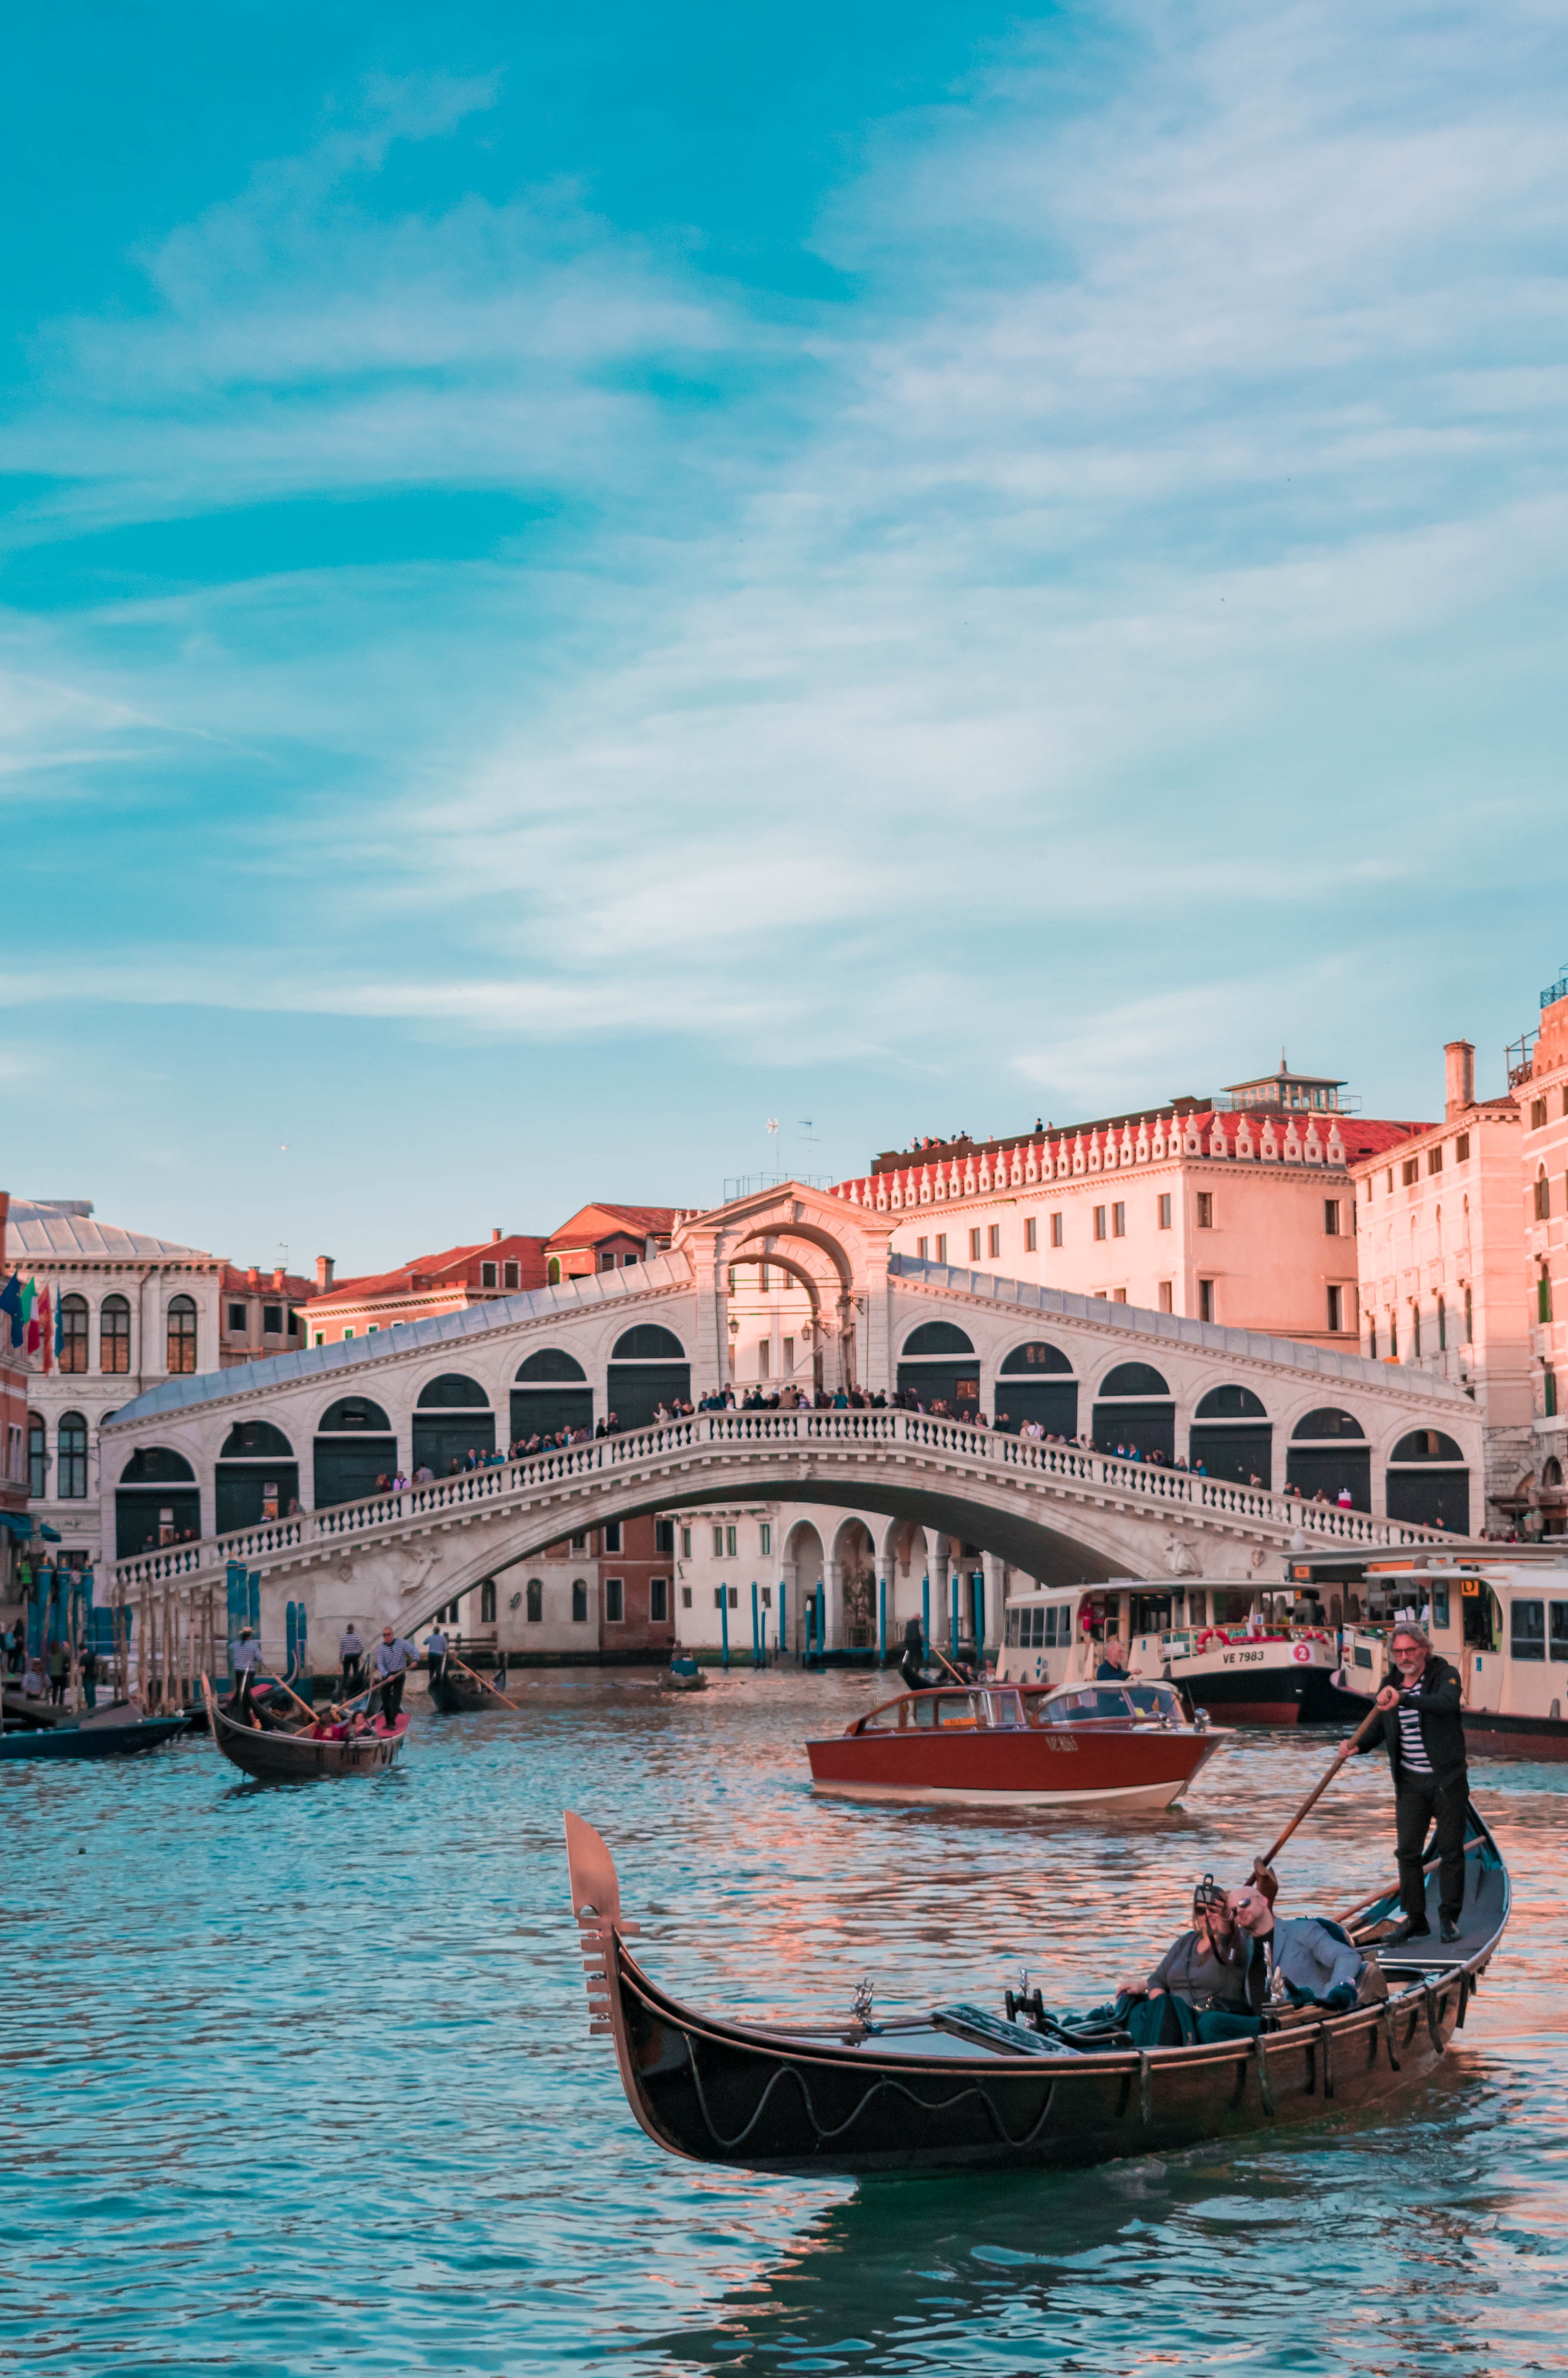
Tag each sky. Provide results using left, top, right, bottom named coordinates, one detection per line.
left=4, top=0, right=1568, bottom=1272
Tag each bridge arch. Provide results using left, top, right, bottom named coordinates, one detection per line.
left=115, top=1445, right=199, bottom=1559
left=1189, top=1383, right=1272, bottom=1489
left=607, top=1324, right=689, bottom=1428
left=314, top=1396, right=397, bottom=1509
left=996, top=1337, right=1077, bottom=1437
left=510, top=1348, right=593, bottom=1444
left=1287, top=1406, right=1369, bottom=1509
left=216, top=1419, right=298, bottom=1537
left=413, top=1372, right=495, bottom=1475
left=1093, top=1362, right=1174, bottom=1462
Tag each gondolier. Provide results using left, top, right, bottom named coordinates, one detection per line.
left=230, top=1625, right=262, bottom=1717
left=1355, top=1621, right=1468, bottom=1945
left=338, top=1626, right=365, bottom=1694
left=425, top=1624, right=449, bottom=1689
left=374, top=1627, right=416, bottom=1728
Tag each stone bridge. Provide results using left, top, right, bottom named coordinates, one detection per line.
left=102, top=1185, right=1481, bottom=1653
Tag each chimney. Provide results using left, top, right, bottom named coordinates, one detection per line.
left=272, top=1267, right=284, bottom=1289
left=315, top=1255, right=335, bottom=1292
left=246, top=1265, right=259, bottom=1288
left=1444, top=1040, right=1475, bottom=1120
left=492, top=1227, right=503, bottom=1243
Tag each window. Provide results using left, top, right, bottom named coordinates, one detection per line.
left=1196, top=1194, right=1213, bottom=1229
left=1049, top=1213, right=1063, bottom=1248
left=227, top=1301, right=246, bottom=1333
left=57, top=1413, right=88, bottom=1499
left=1401, top=1158, right=1419, bottom=1186
left=726, top=1524, right=737, bottom=1558
left=622, top=1251, right=638, bottom=1267
left=681, top=1586, right=692, bottom=1610
left=1532, top=1097, right=1549, bottom=1130
left=1456, top=1133, right=1470, bottom=1163
left=58, top=1295, right=89, bottom=1372
left=603, top=1520, right=622, bottom=1553
left=480, top=1580, right=497, bottom=1624
left=729, top=1586, right=739, bottom=1608
left=1512, top=1600, right=1546, bottom=1661
left=712, top=1525, right=724, bottom=1555
left=1093, top=1206, right=1108, bottom=1241
left=366, top=1324, right=378, bottom=1335
left=1112, top=1288, right=1127, bottom=1304
left=571, top=1532, right=587, bottom=1552
left=1368, top=1324, right=1378, bottom=1360
left=526, top=1579, right=543, bottom=1622
left=759, top=1521, right=772, bottom=1555
left=1112, top=1203, right=1126, bottom=1238
left=987, top=1225, right=1000, bottom=1260
left=1537, top=1170, right=1551, bottom=1221
left=969, top=1229, right=981, bottom=1260
left=1550, top=1601, right=1568, bottom=1661
left=935, top=1235, right=947, bottom=1263
left=571, top=1580, right=589, bottom=1623
left=1390, top=1314, right=1399, bottom=1360
left=1385, top=1169, right=1394, bottom=1192
left=1327, top=1285, right=1343, bottom=1333
left=101, top=1294, right=130, bottom=1373
left=167, top=1295, right=197, bottom=1375
left=1426, top=1147, right=1442, bottom=1177
left=761, top=1586, right=772, bottom=1608
left=1198, top=1279, right=1215, bottom=1323
left=1540, top=1268, right=1553, bottom=1325
left=649, top=1577, right=668, bottom=1623
left=262, top=1304, right=283, bottom=1335
left=605, top=1579, right=624, bottom=1624
left=1412, top=1304, right=1422, bottom=1357
left=1323, top=1199, right=1340, bottom=1236
left=547, top=1257, right=562, bottom=1285
left=1025, top=1217, right=1038, bottom=1252
left=27, top=1415, right=45, bottom=1499
left=1158, top=1281, right=1173, bottom=1313
left=598, top=1250, right=617, bottom=1273
left=681, top=1526, right=692, bottom=1558
left=655, top=1519, right=674, bottom=1553
left=1438, top=1295, right=1447, bottom=1351
left=342, top=1326, right=354, bottom=1340
left=481, top=1262, right=497, bottom=1288
left=503, top=1260, right=520, bottom=1289
left=758, top=1341, right=770, bottom=1379
left=916, top=1237, right=928, bottom=1259
left=1157, top=1195, right=1172, bottom=1230
left=314, top=1332, right=326, bottom=1347
left=1547, top=1369, right=1559, bottom=1419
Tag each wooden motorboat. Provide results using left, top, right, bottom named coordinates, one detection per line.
left=0, top=1711, right=188, bottom=1760
left=999, top=1581, right=1364, bottom=1725
left=660, top=1662, right=708, bottom=1693
left=564, top=1804, right=1509, bottom=2176
left=205, top=1684, right=410, bottom=1779
left=806, top=1679, right=1226, bottom=1809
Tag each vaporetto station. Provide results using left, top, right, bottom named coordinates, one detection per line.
left=104, top=1186, right=1479, bottom=1661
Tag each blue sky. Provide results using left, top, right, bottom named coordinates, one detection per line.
left=4, top=0, right=1568, bottom=1270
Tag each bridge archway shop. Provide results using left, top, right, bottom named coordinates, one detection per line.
left=1093, top=1362, right=1174, bottom=1463
left=314, top=1397, right=397, bottom=1509
left=1386, top=1428, right=1470, bottom=1536
left=897, top=1321, right=979, bottom=1416
left=511, top=1349, right=593, bottom=1444
left=413, top=1375, right=494, bottom=1475
left=116, top=1447, right=199, bottom=1558
left=606, top=1326, right=689, bottom=1429
left=215, top=1420, right=298, bottom=1536
left=1287, top=1407, right=1370, bottom=1511
left=996, top=1340, right=1077, bottom=1437
left=1189, top=1384, right=1271, bottom=1489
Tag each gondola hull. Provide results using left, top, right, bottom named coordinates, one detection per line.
left=0, top=1715, right=187, bottom=1760
left=428, top=1667, right=508, bottom=1713
left=206, top=1691, right=410, bottom=1779
left=565, top=1808, right=1508, bottom=2176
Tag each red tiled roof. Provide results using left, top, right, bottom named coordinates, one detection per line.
left=308, top=1235, right=550, bottom=1308
left=546, top=1203, right=677, bottom=1250
left=220, top=1265, right=317, bottom=1299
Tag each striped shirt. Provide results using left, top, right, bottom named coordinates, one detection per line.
left=1397, top=1695, right=1432, bottom=1774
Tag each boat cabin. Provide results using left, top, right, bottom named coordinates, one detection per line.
left=1339, top=1556, right=1568, bottom=1723
left=997, top=1579, right=1335, bottom=1689
left=847, top=1680, right=1188, bottom=1735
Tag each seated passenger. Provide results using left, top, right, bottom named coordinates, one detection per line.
left=1228, top=1882, right=1375, bottom=2014
left=1115, top=1873, right=1262, bottom=2045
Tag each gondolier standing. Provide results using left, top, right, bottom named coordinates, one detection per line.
left=374, top=1627, right=416, bottom=1729
left=425, top=1624, right=449, bottom=1689
left=1355, top=1621, right=1468, bottom=1945
left=339, top=1626, right=365, bottom=1695
left=230, top=1624, right=262, bottom=1718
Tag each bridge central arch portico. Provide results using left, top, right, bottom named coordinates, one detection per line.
left=101, top=1184, right=1485, bottom=1660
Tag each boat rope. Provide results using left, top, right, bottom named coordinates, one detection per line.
left=1382, top=2005, right=1401, bottom=2071
left=1425, top=1986, right=1446, bottom=2055
left=1138, top=2052, right=1153, bottom=2126
left=1317, top=2020, right=1334, bottom=2100
left=678, top=2033, right=1059, bottom=2155
left=1252, top=2036, right=1276, bottom=2118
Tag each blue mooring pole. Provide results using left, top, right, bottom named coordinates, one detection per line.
left=950, top=1580, right=959, bottom=1667
left=751, top=1580, right=761, bottom=1669
left=975, top=1572, right=985, bottom=1667
left=720, top=1586, right=730, bottom=1670
left=922, top=1573, right=930, bottom=1659
left=878, top=1574, right=886, bottom=1665
left=779, top=1578, right=788, bottom=1662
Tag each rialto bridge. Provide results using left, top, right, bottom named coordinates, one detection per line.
left=102, top=1185, right=1481, bottom=1657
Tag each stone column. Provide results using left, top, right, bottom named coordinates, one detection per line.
left=982, top=1552, right=1008, bottom=1661
left=824, top=1555, right=843, bottom=1650
left=932, top=1541, right=951, bottom=1649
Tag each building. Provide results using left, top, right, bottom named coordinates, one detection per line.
left=304, top=1234, right=550, bottom=1345
left=828, top=1062, right=1427, bottom=1359
left=6, top=1198, right=316, bottom=1570
left=1348, top=1040, right=1529, bottom=1534
left=543, top=1205, right=677, bottom=1283
left=1504, top=970, right=1568, bottom=1534
left=428, top=1512, right=678, bottom=1665
left=0, top=1195, right=31, bottom=1599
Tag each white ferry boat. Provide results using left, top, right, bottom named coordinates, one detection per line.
left=997, top=1576, right=1361, bottom=1725
left=1326, top=1552, right=1568, bottom=1761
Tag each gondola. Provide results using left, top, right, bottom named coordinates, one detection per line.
left=204, top=1683, right=410, bottom=1779
left=0, top=1711, right=188, bottom=1760
left=564, top=1804, right=1509, bottom=2175
left=427, top=1664, right=512, bottom=1713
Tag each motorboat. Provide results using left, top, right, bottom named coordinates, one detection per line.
left=563, top=1804, right=1509, bottom=2175
left=997, top=1578, right=1364, bottom=1725
left=1324, top=1551, right=1568, bottom=1759
left=805, top=1678, right=1226, bottom=1809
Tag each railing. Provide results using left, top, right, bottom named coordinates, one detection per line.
left=110, top=1409, right=1451, bottom=1596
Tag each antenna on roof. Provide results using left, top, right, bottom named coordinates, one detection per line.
left=799, top=1118, right=817, bottom=1180
left=767, top=1118, right=780, bottom=1183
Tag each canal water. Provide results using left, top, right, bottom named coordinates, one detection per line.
left=5, top=1671, right=1565, bottom=2376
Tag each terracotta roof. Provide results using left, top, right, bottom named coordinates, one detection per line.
left=308, top=1236, right=550, bottom=1310
left=546, top=1204, right=677, bottom=1249
left=220, top=1265, right=317, bottom=1299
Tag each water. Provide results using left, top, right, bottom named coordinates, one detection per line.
left=5, top=1670, right=1566, bottom=2376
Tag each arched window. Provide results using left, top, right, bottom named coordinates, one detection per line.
left=896, top=1319, right=980, bottom=1416
left=546, top=1256, right=562, bottom=1285
left=994, top=1338, right=1077, bottom=1435
left=1545, top=1457, right=1563, bottom=1489
left=114, top=1445, right=199, bottom=1557
left=480, top=1580, right=497, bottom=1624
left=100, top=1294, right=130, bottom=1374
left=526, top=1578, right=543, bottom=1622
left=1465, top=1285, right=1473, bottom=1342
left=1387, top=1429, right=1469, bottom=1532
left=1193, top=1385, right=1267, bottom=1419
left=1190, top=1384, right=1271, bottom=1486
left=166, top=1295, right=197, bottom=1375
left=1288, top=1408, right=1369, bottom=1510
left=318, top=1397, right=392, bottom=1433
left=1540, top=1266, right=1554, bottom=1326
left=1099, top=1362, right=1171, bottom=1398
left=59, top=1295, right=89, bottom=1375
left=1412, top=1302, right=1422, bottom=1358
left=999, top=1341, right=1072, bottom=1374
left=1537, top=1168, right=1551, bottom=1221
left=902, top=1322, right=975, bottom=1358
left=609, top=1325, right=686, bottom=1362
left=511, top=1348, right=592, bottom=1442
left=57, top=1413, right=88, bottom=1499
left=571, top=1579, right=589, bottom=1623
left=1391, top=1428, right=1465, bottom=1463
left=1292, top=1407, right=1365, bottom=1438
left=120, top=1447, right=196, bottom=1483
left=27, top=1414, right=45, bottom=1499
left=413, top=1375, right=495, bottom=1473
left=219, top=1420, right=294, bottom=1458
left=515, top=1349, right=588, bottom=1382
left=1093, top=1362, right=1175, bottom=1461
left=416, top=1374, right=488, bottom=1408
left=607, top=1325, right=690, bottom=1427
left=314, top=1397, right=397, bottom=1510
left=1437, top=1294, right=1447, bottom=1351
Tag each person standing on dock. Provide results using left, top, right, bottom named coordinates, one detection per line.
left=373, top=1627, right=416, bottom=1729
left=1355, top=1621, right=1468, bottom=1946
left=46, top=1639, right=70, bottom=1707
left=338, top=1626, right=365, bottom=1695
left=79, top=1639, right=99, bottom=1711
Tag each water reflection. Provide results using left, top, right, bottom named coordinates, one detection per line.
left=0, top=1672, right=1562, bottom=2376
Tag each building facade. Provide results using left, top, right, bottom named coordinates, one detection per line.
left=830, top=1064, right=1426, bottom=1357
left=304, top=1233, right=551, bottom=1345
left=0, top=1195, right=30, bottom=1598
left=1506, top=974, right=1568, bottom=1534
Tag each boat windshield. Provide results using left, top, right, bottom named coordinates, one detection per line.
left=1126, top=1682, right=1184, bottom=1721
left=1035, top=1686, right=1137, bottom=1723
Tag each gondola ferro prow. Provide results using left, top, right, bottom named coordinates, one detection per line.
left=564, top=1811, right=640, bottom=2042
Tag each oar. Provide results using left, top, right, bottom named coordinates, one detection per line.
left=444, top=1648, right=524, bottom=1714
left=1251, top=1705, right=1385, bottom=1902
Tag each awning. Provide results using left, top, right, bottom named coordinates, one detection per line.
left=38, top=1524, right=61, bottom=1542
left=0, top=1513, right=34, bottom=1540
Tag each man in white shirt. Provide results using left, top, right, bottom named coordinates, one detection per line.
left=230, top=1624, right=263, bottom=1716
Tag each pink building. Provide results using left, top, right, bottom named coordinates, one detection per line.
left=1349, top=1040, right=1530, bottom=1534
left=833, top=1063, right=1425, bottom=1347
left=1506, top=974, right=1568, bottom=1533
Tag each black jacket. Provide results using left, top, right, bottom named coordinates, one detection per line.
left=1356, top=1652, right=1468, bottom=1788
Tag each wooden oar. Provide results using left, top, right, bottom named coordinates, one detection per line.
left=1251, top=1704, right=1386, bottom=1901
left=444, top=1648, right=524, bottom=1714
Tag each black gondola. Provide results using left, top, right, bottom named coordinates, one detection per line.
left=564, top=1806, right=1509, bottom=2175
left=427, top=1664, right=512, bottom=1713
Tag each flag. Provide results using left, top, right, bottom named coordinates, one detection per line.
left=37, top=1288, right=53, bottom=1374
left=53, top=1294, right=63, bottom=1361
left=0, top=1274, right=20, bottom=1349
left=23, top=1280, right=40, bottom=1357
